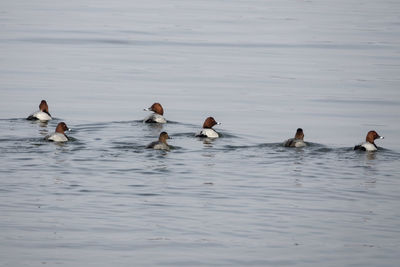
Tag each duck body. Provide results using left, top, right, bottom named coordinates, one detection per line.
left=196, top=128, right=219, bottom=138
left=283, top=138, right=306, bottom=147
left=27, top=110, right=52, bottom=121
left=354, top=142, right=377, bottom=151
left=144, top=113, right=166, bottom=123
left=146, top=141, right=170, bottom=150
left=46, top=132, right=69, bottom=142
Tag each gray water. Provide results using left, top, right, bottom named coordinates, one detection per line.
left=1, top=0, right=400, bottom=266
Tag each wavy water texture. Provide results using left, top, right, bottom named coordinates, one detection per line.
left=0, top=118, right=399, bottom=267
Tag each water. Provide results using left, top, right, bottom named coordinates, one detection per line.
left=1, top=0, right=400, bottom=266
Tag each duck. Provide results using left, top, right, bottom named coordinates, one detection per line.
left=27, top=100, right=52, bottom=121
left=147, top=132, right=171, bottom=150
left=45, top=122, right=70, bottom=142
left=354, top=130, right=384, bottom=151
left=196, top=117, right=220, bottom=138
left=143, top=102, right=166, bottom=123
left=284, top=128, right=306, bottom=147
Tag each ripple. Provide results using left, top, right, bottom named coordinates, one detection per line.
left=13, top=37, right=390, bottom=50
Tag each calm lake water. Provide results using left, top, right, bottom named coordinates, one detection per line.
left=1, top=0, right=400, bottom=266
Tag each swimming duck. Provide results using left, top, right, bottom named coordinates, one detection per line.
left=284, top=128, right=306, bottom=147
left=45, top=122, right=70, bottom=142
left=354, top=130, right=384, bottom=151
left=27, top=100, right=52, bottom=121
left=143, top=102, right=166, bottom=123
left=147, top=131, right=171, bottom=150
left=196, top=117, right=220, bottom=138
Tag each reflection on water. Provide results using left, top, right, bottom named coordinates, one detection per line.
left=366, top=152, right=377, bottom=161
left=145, top=122, right=164, bottom=132
left=201, top=138, right=216, bottom=147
